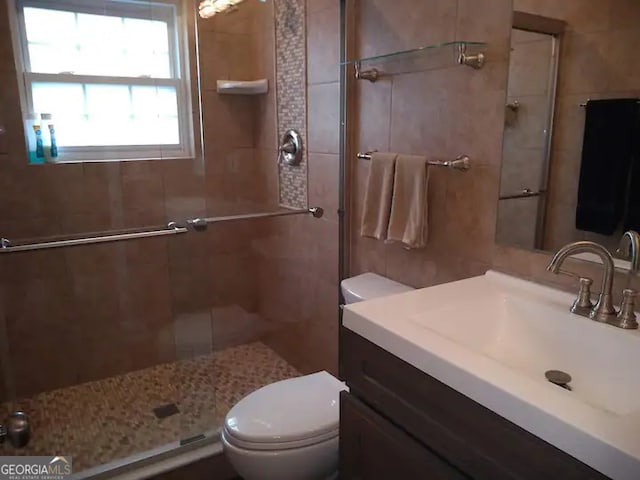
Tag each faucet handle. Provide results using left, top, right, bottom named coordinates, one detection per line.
left=571, top=277, right=594, bottom=317
left=615, top=288, right=638, bottom=329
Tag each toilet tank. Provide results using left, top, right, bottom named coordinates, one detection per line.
left=341, top=273, right=413, bottom=304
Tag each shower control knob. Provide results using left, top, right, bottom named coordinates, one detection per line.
left=279, top=140, right=296, bottom=155
left=0, top=411, right=31, bottom=448
left=278, top=130, right=303, bottom=166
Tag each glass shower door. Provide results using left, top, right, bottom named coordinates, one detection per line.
left=0, top=0, right=217, bottom=475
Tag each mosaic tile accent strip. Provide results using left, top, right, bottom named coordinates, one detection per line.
left=1, top=342, right=300, bottom=474
left=275, top=0, right=308, bottom=209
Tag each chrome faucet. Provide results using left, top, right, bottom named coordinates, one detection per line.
left=617, top=230, right=640, bottom=274
left=547, top=241, right=617, bottom=323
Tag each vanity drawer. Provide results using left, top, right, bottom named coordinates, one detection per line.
left=340, top=328, right=609, bottom=480
left=340, top=391, right=468, bottom=480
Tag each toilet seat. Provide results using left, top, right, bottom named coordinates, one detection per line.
left=223, top=371, right=346, bottom=451
left=222, top=424, right=338, bottom=451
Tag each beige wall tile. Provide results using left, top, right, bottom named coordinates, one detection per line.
left=502, top=95, right=550, bottom=150
left=507, top=38, right=553, bottom=97
left=496, top=196, right=539, bottom=249
left=456, top=0, right=512, bottom=60
left=307, top=0, right=336, bottom=15
left=355, top=79, right=392, bottom=153
left=308, top=82, right=341, bottom=154
left=202, top=92, right=256, bottom=149
left=558, top=31, right=610, bottom=95
left=308, top=153, right=339, bottom=223
left=197, top=30, right=259, bottom=90
left=357, top=0, right=456, bottom=58
left=254, top=94, right=278, bottom=150
left=610, top=0, right=640, bottom=30
left=499, top=146, right=546, bottom=195
left=307, top=4, right=340, bottom=85
left=389, top=69, right=451, bottom=155
left=608, top=28, right=640, bottom=92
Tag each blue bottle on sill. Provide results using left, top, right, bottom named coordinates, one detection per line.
left=41, top=113, right=58, bottom=162
left=28, top=115, right=45, bottom=164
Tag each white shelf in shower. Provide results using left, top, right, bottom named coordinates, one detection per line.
left=216, top=79, right=268, bottom=95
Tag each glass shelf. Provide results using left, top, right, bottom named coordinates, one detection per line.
left=342, top=41, right=487, bottom=66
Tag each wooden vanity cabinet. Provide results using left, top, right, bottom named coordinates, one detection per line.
left=339, top=327, right=610, bottom=480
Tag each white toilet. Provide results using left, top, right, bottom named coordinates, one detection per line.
left=221, top=273, right=413, bottom=480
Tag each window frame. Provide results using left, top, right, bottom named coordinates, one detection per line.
left=11, top=0, right=196, bottom=162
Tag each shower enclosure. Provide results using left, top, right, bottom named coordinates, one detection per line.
left=0, top=0, right=339, bottom=476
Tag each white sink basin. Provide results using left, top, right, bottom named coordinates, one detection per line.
left=410, top=292, right=640, bottom=416
left=343, top=271, right=640, bottom=480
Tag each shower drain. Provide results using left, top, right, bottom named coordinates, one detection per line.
left=153, top=403, right=180, bottom=419
left=545, top=370, right=572, bottom=391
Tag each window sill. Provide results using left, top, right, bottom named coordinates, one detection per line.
left=27, top=155, right=200, bottom=165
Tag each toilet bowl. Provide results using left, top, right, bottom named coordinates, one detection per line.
left=221, top=372, right=344, bottom=480
left=221, top=273, right=413, bottom=480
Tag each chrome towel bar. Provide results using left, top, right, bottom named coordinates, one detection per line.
left=0, top=223, right=188, bottom=254
left=187, top=207, right=324, bottom=230
left=0, top=208, right=324, bottom=253
left=357, top=151, right=470, bottom=171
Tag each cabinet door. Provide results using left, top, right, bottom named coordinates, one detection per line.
left=340, top=392, right=468, bottom=480
left=341, top=328, right=611, bottom=480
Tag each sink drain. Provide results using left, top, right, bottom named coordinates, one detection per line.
left=545, top=370, right=572, bottom=391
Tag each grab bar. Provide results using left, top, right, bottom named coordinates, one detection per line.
left=0, top=223, right=188, bottom=254
left=499, top=188, right=546, bottom=200
left=187, top=207, right=324, bottom=230
left=357, top=151, right=470, bottom=171
left=0, top=208, right=325, bottom=252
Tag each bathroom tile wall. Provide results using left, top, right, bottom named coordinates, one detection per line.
left=257, top=0, right=341, bottom=376
left=348, top=0, right=640, bottom=303
left=0, top=1, right=279, bottom=398
left=349, top=0, right=510, bottom=288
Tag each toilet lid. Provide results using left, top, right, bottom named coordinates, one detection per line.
left=224, top=371, right=347, bottom=446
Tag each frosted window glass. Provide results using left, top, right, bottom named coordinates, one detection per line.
left=150, top=119, right=180, bottom=145
left=23, top=8, right=172, bottom=78
left=32, top=83, right=85, bottom=118
left=76, top=13, right=125, bottom=49
left=23, top=8, right=77, bottom=45
left=125, top=51, right=172, bottom=78
left=31, top=82, right=180, bottom=147
left=124, top=18, right=169, bottom=53
left=131, top=86, right=178, bottom=119
left=28, top=44, right=79, bottom=74
left=86, top=85, right=131, bottom=120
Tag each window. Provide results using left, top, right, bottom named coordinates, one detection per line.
left=12, top=0, right=195, bottom=161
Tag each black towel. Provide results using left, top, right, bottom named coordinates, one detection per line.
left=625, top=121, right=640, bottom=230
left=576, top=99, right=640, bottom=235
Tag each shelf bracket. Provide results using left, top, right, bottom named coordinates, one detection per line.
left=457, top=43, right=485, bottom=69
left=354, top=62, right=380, bottom=82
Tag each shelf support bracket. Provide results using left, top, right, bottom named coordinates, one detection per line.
left=354, top=62, right=380, bottom=82
left=457, top=44, right=485, bottom=69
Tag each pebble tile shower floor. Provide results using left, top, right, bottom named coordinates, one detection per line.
left=1, top=342, right=300, bottom=472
